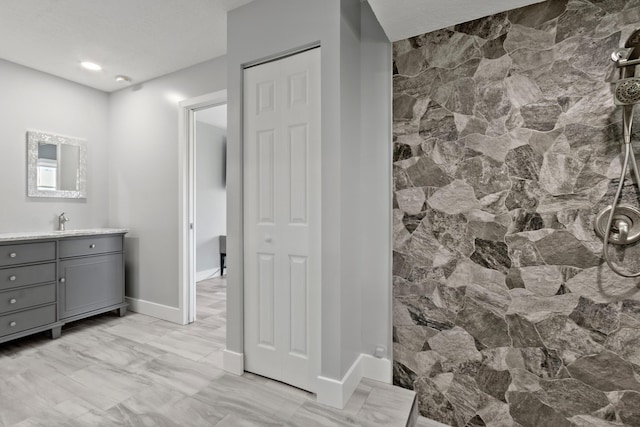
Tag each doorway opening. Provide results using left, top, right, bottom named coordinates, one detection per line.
left=178, top=90, right=227, bottom=325
left=193, top=103, right=227, bottom=326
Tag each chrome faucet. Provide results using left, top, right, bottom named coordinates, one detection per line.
left=58, top=212, right=70, bottom=231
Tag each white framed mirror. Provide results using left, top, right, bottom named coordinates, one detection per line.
left=27, top=130, right=87, bottom=198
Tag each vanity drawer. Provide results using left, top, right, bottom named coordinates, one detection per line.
left=0, top=304, right=56, bottom=337
left=59, top=236, right=123, bottom=258
left=0, top=242, right=56, bottom=267
left=0, top=284, right=56, bottom=315
left=0, top=263, right=56, bottom=291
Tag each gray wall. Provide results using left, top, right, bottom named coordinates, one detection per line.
left=227, top=0, right=391, bottom=380
left=359, top=1, right=393, bottom=364
left=0, top=59, right=110, bottom=233
left=109, top=57, right=227, bottom=307
left=195, top=121, right=226, bottom=277
left=393, top=1, right=640, bottom=426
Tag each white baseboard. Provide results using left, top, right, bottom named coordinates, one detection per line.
left=125, top=297, right=182, bottom=324
left=360, top=353, right=392, bottom=383
left=317, top=354, right=392, bottom=409
left=196, top=268, right=221, bottom=282
left=223, top=349, right=244, bottom=375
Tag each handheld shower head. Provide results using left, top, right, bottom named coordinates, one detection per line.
left=615, top=77, right=640, bottom=105
left=614, top=78, right=639, bottom=144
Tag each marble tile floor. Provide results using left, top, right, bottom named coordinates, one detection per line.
left=0, top=277, right=424, bottom=427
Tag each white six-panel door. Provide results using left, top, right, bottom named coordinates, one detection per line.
left=243, top=48, right=321, bottom=392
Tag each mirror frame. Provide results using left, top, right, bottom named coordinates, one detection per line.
left=27, top=130, right=87, bottom=199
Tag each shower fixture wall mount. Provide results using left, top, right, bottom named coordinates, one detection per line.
left=595, top=205, right=640, bottom=245
left=595, top=28, right=640, bottom=277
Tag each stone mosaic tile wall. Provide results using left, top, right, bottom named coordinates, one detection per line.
left=392, top=1, right=640, bottom=426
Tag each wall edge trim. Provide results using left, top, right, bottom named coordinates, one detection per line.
left=125, top=297, right=182, bottom=324
left=223, top=349, right=245, bottom=375
left=317, top=353, right=392, bottom=408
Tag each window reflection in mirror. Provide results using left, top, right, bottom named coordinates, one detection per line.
left=37, top=143, right=57, bottom=190
left=27, top=131, right=87, bottom=199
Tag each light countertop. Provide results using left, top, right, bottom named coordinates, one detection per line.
left=0, top=228, right=129, bottom=242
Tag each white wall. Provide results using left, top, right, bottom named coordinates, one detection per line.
left=0, top=59, right=110, bottom=233
left=227, top=0, right=343, bottom=380
left=359, top=0, right=393, bottom=367
left=339, top=0, right=364, bottom=377
left=108, top=57, right=226, bottom=308
left=195, top=121, right=227, bottom=279
left=226, top=0, right=391, bottom=387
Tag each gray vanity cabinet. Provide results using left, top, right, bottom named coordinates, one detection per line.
left=58, top=235, right=127, bottom=321
left=0, top=230, right=127, bottom=345
left=0, top=241, right=61, bottom=343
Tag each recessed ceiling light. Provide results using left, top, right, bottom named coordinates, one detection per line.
left=115, top=75, right=131, bottom=83
left=81, top=61, right=102, bottom=71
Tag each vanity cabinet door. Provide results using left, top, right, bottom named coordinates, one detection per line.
left=58, top=253, right=124, bottom=320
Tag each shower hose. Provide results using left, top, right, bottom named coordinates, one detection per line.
left=603, top=140, right=640, bottom=277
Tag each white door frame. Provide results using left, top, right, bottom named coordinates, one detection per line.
left=178, top=90, right=227, bottom=325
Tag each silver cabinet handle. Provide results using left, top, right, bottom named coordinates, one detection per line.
left=9, top=298, right=16, bottom=304
left=9, top=275, right=16, bottom=281
left=9, top=252, right=16, bottom=258
left=60, top=278, right=66, bottom=283
left=90, top=244, right=96, bottom=249
left=9, top=321, right=16, bottom=327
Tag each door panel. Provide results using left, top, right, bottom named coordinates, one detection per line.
left=258, top=253, right=275, bottom=348
left=243, top=48, right=320, bottom=392
left=257, top=130, right=276, bottom=224
left=289, top=124, right=308, bottom=224
left=289, top=255, right=308, bottom=356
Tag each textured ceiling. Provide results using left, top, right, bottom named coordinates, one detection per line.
left=0, top=0, right=254, bottom=92
left=367, top=0, right=545, bottom=42
left=0, top=0, right=546, bottom=93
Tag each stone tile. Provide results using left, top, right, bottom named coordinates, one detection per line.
left=565, top=266, right=640, bottom=304
left=535, top=316, right=604, bottom=356
left=427, top=326, right=482, bottom=364
left=393, top=360, right=418, bottom=390
left=507, top=391, right=572, bottom=427
left=569, top=297, right=621, bottom=335
left=427, top=180, right=480, bottom=215
left=469, top=238, right=511, bottom=273
left=397, top=295, right=455, bottom=331
left=506, top=313, right=543, bottom=347
left=616, top=391, right=640, bottom=426
left=455, top=297, right=511, bottom=347
left=414, top=377, right=458, bottom=426
left=605, top=327, right=640, bottom=366
left=455, top=156, right=511, bottom=199
left=392, top=0, right=640, bottom=424
left=534, top=231, right=601, bottom=269
left=473, top=363, right=511, bottom=402
left=518, top=265, right=563, bottom=296
left=507, top=291, right=580, bottom=323
left=406, top=157, right=452, bottom=187
left=537, top=378, right=609, bottom=417
left=567, top=350, right=640, bottom=392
